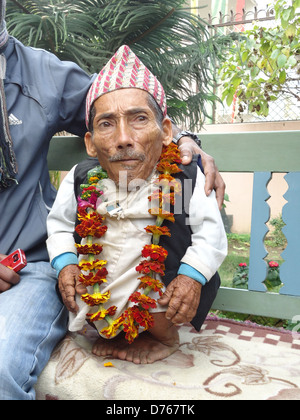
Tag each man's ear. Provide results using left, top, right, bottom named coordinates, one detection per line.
left=84, top=132, right=98, bottom=157
left=162, top=118, right=173, bottom=146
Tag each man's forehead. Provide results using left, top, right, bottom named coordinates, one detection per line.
left=94, top=88, right=152, bottom=115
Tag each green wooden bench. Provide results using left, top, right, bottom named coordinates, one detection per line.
left=48, top=130, right=300, bottom=321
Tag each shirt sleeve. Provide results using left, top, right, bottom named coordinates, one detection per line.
left=47, top=54, right=96, bottom=137
left=46, top=166, right=78, bottom=263
left=178, top=263, right=207, bottom=285
left=52, top=252, right=79, bottom=277
left=180, top=167, right=228, bottom=282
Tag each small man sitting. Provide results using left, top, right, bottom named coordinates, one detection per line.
left=47, top=45, right=227, bottom=364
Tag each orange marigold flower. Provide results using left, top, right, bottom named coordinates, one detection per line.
left=81, top=291, right=111, bottom=306
left=75, top=220, right=108, bottom=238
left=154, top=175, right=182, bottom=194
left=100, top=316, right=124, bottom=339
left=78, top=270, right=108, bottom=286
left=142, top=244, right=168, bottom=263
left=77, top=208, right=104, bottom=223
left=136, top=260, right=165, bottom=276
left=78, top=259, right=107, bottom=272
left=148, top=207, right=175, bottom=223
left=75, top=243, right=103, bottom=255
left=148, top=190, right=176, bottom=206
left=122, top=312, right=139, bottom=344
left=144, top=225, right=171, bottom=237
left=160, top=144, right=181, bottom=163
left=138, top=276, right=164, bottom=295
left=124, top=307, right=154, bottom=331
left=156, top=161, right=182, bottom=175
left=87, top=306, right=117, bottom=322
left=129, top=292, right=157, bottom=310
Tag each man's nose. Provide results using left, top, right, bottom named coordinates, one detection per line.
left=116, top=121, right=134, bottom=149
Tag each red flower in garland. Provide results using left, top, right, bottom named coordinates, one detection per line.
left=136, top=260, right=165, bottom=276
left=129, top=291, right=157, bottom=310
left=149, top=190, right=175, bottom=206
left=79, top=267, right=108, bottom=286
left=76, top=220, right=108, bottom=238
left=144, top=225, right=171, bottom=237
left=75, top=243, right=103, bottom=255
left=138, top=276, right=164, bottom=296
left=148, top=207, right=175, bottom=223
left=142, top=244, right=168, bottom=263
left=160, top=143, right=181, bottom=163
left=126, top=306, right=154, bottom=330
left=156, top=161, right=183, bottom=175
left=155, top=174, right=182, bottom=193
left=87, top=306, right=117, bottom=322
left=81, top=291, right=111, bottom=306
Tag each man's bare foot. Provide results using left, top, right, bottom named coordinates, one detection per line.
left=92, top=329, right=179, bottom=364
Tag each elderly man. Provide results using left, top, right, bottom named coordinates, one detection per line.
left=47, top=46, right=227, bottom=364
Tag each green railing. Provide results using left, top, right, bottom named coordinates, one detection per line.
left=48, top=130, right=300, bottom=321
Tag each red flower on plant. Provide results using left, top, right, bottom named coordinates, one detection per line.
left=239, top=263, right=248, bottom=267
left=269, top=261, right=279, bottom=268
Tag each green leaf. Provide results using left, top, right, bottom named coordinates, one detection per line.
left=279, top=70, right=286, bottom=84
left=286, top=55, right=297, bottom=67
left=277, top=53, right=288, bottom=68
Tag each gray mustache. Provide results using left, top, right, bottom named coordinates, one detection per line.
left=109, top=149, right=146, bottom=162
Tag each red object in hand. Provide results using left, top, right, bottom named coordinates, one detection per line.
left=0, top=249, right=27, bottom=272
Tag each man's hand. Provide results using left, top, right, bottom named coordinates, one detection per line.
left=58, top=265, right=87, bottom=313
left=177, top=136, right=226, bottom=210
left=0, top=254, right=20, bottom=292
left=158, top=275, right=202, bottom=325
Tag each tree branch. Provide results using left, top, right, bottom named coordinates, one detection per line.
left=10, top=0, right=31, bottom=14
left=128, top=8, right=176, bottom=45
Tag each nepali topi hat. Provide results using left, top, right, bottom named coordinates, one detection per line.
left=86, top=45, right=167, bottom=128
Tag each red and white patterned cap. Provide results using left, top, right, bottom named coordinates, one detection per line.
left=86, top=45, right=167, bottom=128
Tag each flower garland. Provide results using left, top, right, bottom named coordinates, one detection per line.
left=75, top=143, right=182, bottom=344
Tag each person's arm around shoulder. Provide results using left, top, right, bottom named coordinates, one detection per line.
left=172, top=123, right=226, bottom=210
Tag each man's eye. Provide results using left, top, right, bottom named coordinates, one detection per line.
left=99, top=121, right=111, bottom=128
left=135, top=115, right=147, bottom=122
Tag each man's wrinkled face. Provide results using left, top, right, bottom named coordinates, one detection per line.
left=84, top=89, right=172, bottom=185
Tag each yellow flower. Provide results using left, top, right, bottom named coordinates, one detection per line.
left=81, top=291, right=111, bottom=306
left=100, top=316, right=124, bottom=338
left=79, top=259, right=107, bottom=272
